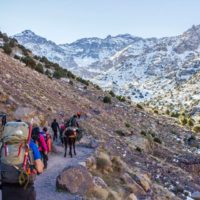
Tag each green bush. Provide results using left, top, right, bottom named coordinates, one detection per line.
left=2, top=43, right=12, bottom=55
left=53, top=70, right=63, bottom=79
left=170, top=112, right=179, bottom=118
left=76, top=77, right=89, bottom=86
left=125, top=123, right=131, bottom=128
left=94, top=84, right=101, bottom=90
left=45, top=69, right=51, bottom=76
left=116, top=95, right=126, bottom=102
left=165, top=109, right=170, bottom=115
left=21, top=56, right=36, bottom=68
left=103, top=96, right=111, bottom=104
left=35, top=64, right=44, bottom=74
left=179, top=115, right=187, bottom=126
left=109, top=90, right=115, bottom=97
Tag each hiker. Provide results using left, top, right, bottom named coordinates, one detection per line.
left=32, top=127, right=48, bottom=169
left=0, top=121, right=44, bottom=200
left=42, top=127, right=52, bottom=153
left=60, top=123, right=66, bottom=145
left=51, top=119, right=60, bottom=141
left=1, top=114, right=6, bottom=127
left=65, top=112, right=81, bottom=128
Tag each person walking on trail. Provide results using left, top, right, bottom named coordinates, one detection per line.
left=42, top=127, right=52, bottom=153
left=59, top=123, right=65, bottom=145
left=66, top=112, right=81, bottom=128
left=32, top=127, right=48, bottom=170
left=0, top=121, right=44, bottom=200
left=51, top=119, right=60, bottom=142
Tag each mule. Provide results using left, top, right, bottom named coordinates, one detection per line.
left=63, top=128, right=77, bottom=158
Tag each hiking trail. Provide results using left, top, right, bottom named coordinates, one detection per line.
left=35, top=144, right=94, bottom=200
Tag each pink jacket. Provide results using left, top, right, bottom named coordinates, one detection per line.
left=38, top=134, right=48, bottom=152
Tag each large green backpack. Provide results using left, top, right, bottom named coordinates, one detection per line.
left=0, top=122, right=35, bottom=185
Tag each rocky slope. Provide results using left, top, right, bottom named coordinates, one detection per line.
left=1, top=47, right=200, bottom=199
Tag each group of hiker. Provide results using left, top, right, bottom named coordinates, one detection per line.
left=0, top=112, right=81, bottom=200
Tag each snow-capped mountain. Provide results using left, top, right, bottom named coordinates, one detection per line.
left=14, top=26, right=200, bottom=112
left=14, top=30, right=141, bottom=78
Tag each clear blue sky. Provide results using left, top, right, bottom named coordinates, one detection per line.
left=0, top=0, right=200, bottom=44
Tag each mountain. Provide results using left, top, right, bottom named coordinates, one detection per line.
left=1, top=35, right=200, bottom=199
left=14, top=26, right=200, bottom=114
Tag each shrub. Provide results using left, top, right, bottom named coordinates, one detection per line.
left=45, top=69, right=51, bottom=76
left=96, top=152, right=112, bottom=171
left=179, top=115, right=187, bottom=126
left=135, top=147, right=142, bottom=152
left=136, top=104, right=143, bottom=109
left=35, top=64, right=44, bottom=74
left=115, top=130, right=126, bottom=136
left=2, top=43, right=12, bottom=55
left=109, top=90, right=115, bottom=97
left=53, top=70, right=63, bottom=79
left=140, top=130, right=147, bottom=136
left=165, top=109, right=170, bottom=115
left=69, top=80, right=74, bottom=85
left=154, top=109, right=159, bottom=114
left=9, top=39, right=17, bottom=47
left=103, top=96, right=111, bottom=104
left=154, top=137, right=162, bottom=144
left=125, top=123, right=131, bottom=128
left=94, top=84, right=101, bottom=90
left=170, top=112, right=179, bottom=118
left=76, top=77, right=89, bottom=86
left=187, top=118, right=194, bottom=129
left=21, top=56, right=36, bottom=68
left=116, top=95, right=126, bottom=102
left=192, top=125, right=200, bottom=133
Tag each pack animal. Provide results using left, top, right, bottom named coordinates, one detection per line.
left=63, top=128, right=77, bottom=158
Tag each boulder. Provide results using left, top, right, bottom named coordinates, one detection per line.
left=56, top=165, right=94, bottom=195
left=126, top=193, right=138, bottom=200
left=93, top=176, right=108, bottom=189
left=192, top=191, right=200, bottom=200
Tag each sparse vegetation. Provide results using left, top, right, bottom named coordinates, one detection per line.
left=136, top=104, right=143, bottom=109
left=2, top=43, right=12, bottom=55
left=109, top=90, right=115, bottom=97
left=125, top=122, right=131, bottom=128
left=76, top=77, right=89, bottom=86
left=116, top=95, right=126, bottom=102
left=192, top=125, right=200, bottom=133
left=103, top=96, right=111, bottom=104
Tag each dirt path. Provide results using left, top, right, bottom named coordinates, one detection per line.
left=35, top=144, right=94, bottom=200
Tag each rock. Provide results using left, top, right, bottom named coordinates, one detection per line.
left=96, top=152, right=113, bottom=173
left=107, top=190, right=122, bottom=200
left=127, top=136, right=153, bottom=153
left=93, top=176, right=108, bottom=189
left=56, top=165, right=94, bottom=195
left=191, top=191, right=200, bottom=200
left=89, top=138, right=99, bottom=148
left=86, top=156, right=96, bottom=170
left=86, top=186, right=109, bottom=200
left=126, top=193, right=138, bottom=200
left=134, top=174, right=151, bottom=192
